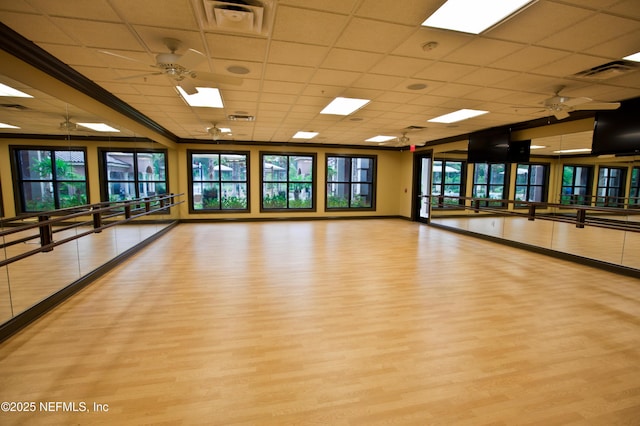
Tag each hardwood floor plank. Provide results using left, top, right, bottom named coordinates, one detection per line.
left=0, top=219, right=639, bottom=425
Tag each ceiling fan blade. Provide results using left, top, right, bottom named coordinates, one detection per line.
left=192, top=71, right=243, bottom=86
left=573, top=102, right=621, bottom=111
left=114, top=72, right=162, bottom=81
left=179, top=79, right=198, bottom=95
left=563, top=96, right=592, bottom=107
left=554, top=110, right=570, bottom=120
left=177, top=48, right=206, bottom=70
left=99, top=50, right=148, bottom=64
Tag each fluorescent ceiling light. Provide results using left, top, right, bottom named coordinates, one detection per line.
left=320, top=97, right=370, bottom=115
left=293, top=131, right=319, bottom=139
left=0, top=122, right=20, bottom=129
left=623, top=52, right=640, bottom=62
left=530, top=145, right=546, bottom=150
left=422, top=0, right=534, bottom=34
left=0, top=83, right=33, bottom=98
left=428, top=109, right=488, bottom=123
left=177, top=87, right=224, bottom=108
left=366, top=135, right=396, bottom=143
left=218, top=127, right=231, bottom=133
left=77, top=123, right=120, bottom=132
left=553, top=148, right=591, bottom=154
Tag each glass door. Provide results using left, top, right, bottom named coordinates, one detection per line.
left=414, top=153, right=432, bottom=223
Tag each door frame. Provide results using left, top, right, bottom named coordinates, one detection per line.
left=412, top=150, right=433, bottom=223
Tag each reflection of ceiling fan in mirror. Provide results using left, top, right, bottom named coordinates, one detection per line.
left=101, top=38, right=243, bottom=94
left=379, top=127, right=428, bottom=147
left=540, top=86, right=621, bottom=120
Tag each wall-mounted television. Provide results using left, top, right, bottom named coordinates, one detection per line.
left=592, top=97, right=640, bottom=156
left=467, top=128, right=530, bottom=163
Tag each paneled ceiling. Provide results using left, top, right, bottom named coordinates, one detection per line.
left=1, top=0, right=640, bottom=155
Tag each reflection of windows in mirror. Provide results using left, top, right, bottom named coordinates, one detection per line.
left=561, top=165, right=593, bottom=206
left=431, top=159, right=465, bottom=208
left=514, top=164, right=549, bottom=208
left=13, top=148, right=88, bottom=213
left=101, top=150, right=167, bottom=203
left=472, top=163, right=507, bottom=208
left=189, top=151, right=249, bottom=212
left=596, top=166, right=626, bottom=208
left=630, top=167, right=640, bottom=208
left=326, top=155, right=376, bottom=210
left=261, top=153, right=315, bottom=211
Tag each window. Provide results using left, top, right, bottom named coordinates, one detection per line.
left=630, top=167, right=640, bottom=208
left=472, top=163, right=508, bottom=207
left=561, top=165, right=593, bottom=205
left=100, top=149, right=167, bottom=201
left=431, top=159, right=465, bottom=208
left=12, top=147, right=88, bottom=212
left=189, top=151, right=248, bottom=212
left=514, top=163, right=548, bottom=207
left=326, top=155, right=375, bottom=210
left=595, top=166, right=626, bottom=207
left=261, top=153, right=315, bottom=211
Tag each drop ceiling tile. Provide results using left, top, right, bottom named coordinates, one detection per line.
left=272, top=6, right=348, bottom=46
left=321, top=49, right=384, bottom=73
left=335, top=18, right=415, bottom=53
left=0, top=0, right=39, bottom=13
left=353, top=74, right=405, bottom=90
left=443, top=38, right=525, bottom=67
left=205, top=33, right=268, bottom=62
left=369, top=56, right=431, bottom=77
left=607, top=0, right=640, bottom=19
left=0, top=12, right=76, bottom=44
left=354, top=0, right=434, bottom=25
left=310, top=69, right=362, bottom=86
left=413, top=62, right=477, bottom=82
left=25, top=0, right=120, bottom=20
left=586, top=31, right=640, bottom=59
left=108, top=0, right=197, bottom=28
left=491, top=46, right=569, bottom=72
left=268, top=41, right=328, bottom=67
left=456, top=68, right=520, bottom=86
left=261, top=81, right=305, bottom=95
left=48, top=17, right=143, bottom=49
left=487, top=1, right=593, bottom=44
left=132, top=26, right=204, bottom=54
left=392, top=28, right=473, bottom=59
left=278, top=0, right=358, bottom=15
left=264, top=64, right=315, bottom=83
left=532, top=54, right=610, bottom=78
left=537, top=13, right=639, bottom=52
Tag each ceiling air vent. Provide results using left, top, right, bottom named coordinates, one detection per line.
left=203, top=0, right=273, bottom=36
left=573, top=60, right=638, bottom=81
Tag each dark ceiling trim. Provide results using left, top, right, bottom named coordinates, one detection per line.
left=0, top=22, right=178, bottom=144
left=0, top=133, right=154, bottom=142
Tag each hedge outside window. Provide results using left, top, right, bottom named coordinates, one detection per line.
left=561, top=165, right=593, bottom=205
left=630, top=167, right=640, bottom=207
left=472, top=163, right=507, bottom=207
left=261, top=153, right=315, bottom=210
left=101, top=150, right=167, bottom=202
left=13, top=148, right=87, bottom=212
left=326, top=155, right=375, bottom=210
left=432, top=160, right=464, bottom=208
left=189, top=151, right=248, bottom=212
left=514, top=163, right=548, bottom=207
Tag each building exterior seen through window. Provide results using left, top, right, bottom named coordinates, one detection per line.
left=261, top=153, right=315, bottom=210
left=431, top=159, right=464, bottom=208
left=596, top=166, right=626, bottom=207
left=189, top=151, right=248, bottom=211
left=101, top=150, right=167, bottom=202
left=561, top=165, right=593, bottom=205
left=13, top=148, right=87, bottom=212
left=326, top=155, right=375, bottom=210
left=472, top=163, right=507, bottom=207
left=514, top=163, right=548, bottom=207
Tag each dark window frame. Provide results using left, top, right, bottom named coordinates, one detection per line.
left=595, top=166, right=627, bottom=208
left=514, top=162, right=550, bottom=208
left=325, top=154, right=377, bottom=211
left=260, top=152, right=317, bottom=212
left=472, top=162, right=509, bottom=208
left=630, top=167, right=640, bottom=208
left=431, top=158, right=466, bottom=209
left=560, top=164, right=593, bottom=206
left=187, top=149, right=250, bottom=213
left=10, top=145, right=89, bottom=214
left=98, top=147, right=169, bottom=203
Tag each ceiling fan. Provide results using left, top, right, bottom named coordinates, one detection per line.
left=101, top=38, right=243, bottom=94
left=540, top=86, right=621, bottom=120
left=380, top=128, right=427, bottom=147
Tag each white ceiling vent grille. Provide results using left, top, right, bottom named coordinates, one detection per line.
left=573, top=60, right=638, bottom=81
left=203, top=0, right=273, bottom=36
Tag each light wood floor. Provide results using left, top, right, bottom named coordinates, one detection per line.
left=0, top=219, right=639, bottom=425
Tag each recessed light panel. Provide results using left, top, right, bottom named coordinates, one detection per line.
left=0, top=83, right=33, bottom=98
left=320, top=97, right=370, bottom=115
left=77, top=123, right=120, bottom=132
left=422, top=0, right=534, bottom=34
left=428, top=109, right=488, bottom=123
left=177, top=87, right=224, bottom=108
left=366, top=135, right=396, bottom=143
left=0, top=122, right=20, bottom=129
left=623, top=52, right=640, bottom=62
left=293, top=131, right=319, bottom=139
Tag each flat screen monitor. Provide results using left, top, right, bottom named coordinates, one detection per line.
left=592, top=97, right=640, bottom=156
left=467, top=128, right=510, bottom=163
